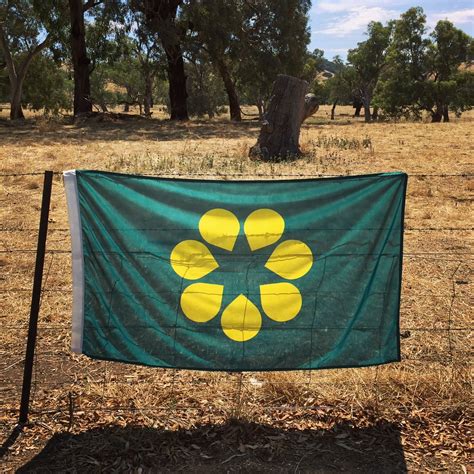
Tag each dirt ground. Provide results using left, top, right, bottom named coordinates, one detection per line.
left=0, top=105, right=472, bottom=472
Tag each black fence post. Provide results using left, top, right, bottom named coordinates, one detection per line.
left=18, top=170, right=54, bottom=424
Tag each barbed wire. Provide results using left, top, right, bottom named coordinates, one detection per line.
left=0, top=171, right=473, bottom=178
left=1, top=170, right=472, bottom=428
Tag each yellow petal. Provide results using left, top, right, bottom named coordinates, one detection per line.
left=199, top=208, right=240, bottom=251
left=180, top=283, right=224, bottom=323
left=170, top=240, right=218, bottom=280
left=260, top=283, right=302, bottom=322
left=265, top=240, right=313, bottom=279
left=221, top=295, right=262, bottom=342
left=244, top=209, right=285, bottom=251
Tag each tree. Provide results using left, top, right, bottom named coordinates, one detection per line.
left=119, top=7, right=165, bottom=117
left=184, top=0, right=244, bottom=121
left=134, top=0, right=188, bottom=120
left=376, top=8, right=473, bottom=122
left=22, top=52, right=72, bottom=113
left=347, top=21, right=391, bottom=122
left=238, top=0, right=311, bottom=118
left=0, top=0, right=64, bottom=119
left=427, top=20, right=473, bottom=121
left=68, top=0, right=122, bottom=116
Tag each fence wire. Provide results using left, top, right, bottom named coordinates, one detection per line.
left=0, top=171, right=472, bottom=426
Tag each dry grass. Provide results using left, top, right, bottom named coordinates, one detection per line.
left=0, top=105, right=473, bottom=472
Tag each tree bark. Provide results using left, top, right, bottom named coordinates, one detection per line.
left=69, top=0, right=92, bottom=116
left=442, top=105, right=449, bottom=122
left=249, top=75, right=308, bottom=161
left=331, top=100, right=338, bottom=120
left=362, top=96, right=371, bottom=122
left=216, top=58, right=241, bottom=121
left=139, top=0, right=188, bottom=120
left=164, top=46, right=188, bottom=120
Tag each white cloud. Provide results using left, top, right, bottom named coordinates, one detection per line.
left=314, top=0, right=403, bottom=14
left=428, top=8, right=474, bottom=27
left=318, top=6, right=397, bottom=37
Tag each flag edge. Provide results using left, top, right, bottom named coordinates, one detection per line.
left=64, top=170, right=85, bottom=353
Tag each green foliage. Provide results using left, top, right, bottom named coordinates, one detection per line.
left=185, top=60, right=226, bottom=118
left=347, top=21, right=391, bottom=120
left=375, top=8, right=473, bottom=121
left=22, top=53, right=72, bottom=113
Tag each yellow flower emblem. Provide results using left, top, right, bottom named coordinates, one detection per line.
left=170, top=209, right=313, bottom=342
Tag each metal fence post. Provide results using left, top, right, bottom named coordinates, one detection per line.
left=18, top=170, right=54, bottom=424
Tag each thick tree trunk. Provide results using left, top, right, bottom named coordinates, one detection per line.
left=9, top=77, right=25, bottom=120
left=69, top=0, right=92, bottom=116
left=331, top=100, right=338, bottom=120
left=216, top=59, right=241, bottom=121
left=249, top=75, right=308, bottom=161
left=123, top=103, right=130, bottom=112
left=164, top=45, right=188, bottom=120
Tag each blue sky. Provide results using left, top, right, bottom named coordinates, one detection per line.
left=309, top=0, right=474, bottom=60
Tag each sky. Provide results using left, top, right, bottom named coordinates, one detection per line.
left=309, top=0, right=474, bottom=60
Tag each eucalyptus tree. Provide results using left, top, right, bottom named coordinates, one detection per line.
left=184, top=0, right=245, bottom=121
left=238, top=0, right=311, bottom=118
left=132, top=0, right=188, bottom=120
left=0, top=0, right=66, bottom=119
left=347, top=21, right=391, bottom=122
left=376, top=8, right=473, bottom=121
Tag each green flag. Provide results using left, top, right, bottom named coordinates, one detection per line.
left=64, top=170, right=407, bottom=371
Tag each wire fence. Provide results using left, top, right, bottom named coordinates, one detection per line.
left=0, top=171, right=472, bottom=426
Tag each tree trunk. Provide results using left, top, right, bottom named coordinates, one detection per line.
left=363, top=97, right=371, bottom=123
left=353, top=100, right=362, bottom=117
left=216, top=58, right=241, bottom=121
left=331, top=100, right=338, bottom=120
left=10, top=80, right=25, bottom=120
left=431, top=109, right=442, bottom=122
left=164, top=45, right=188, bottom=120
left=256, top=100, right=264, bottom=120
left=0, top=23, right=49, bottom=120
left=123, top=103, right=130, bottom=112
left=144, top=74, right=153, bottom=117
left=442, top=105, right=449, bottom=122
left=249, top=75, right=308, bottom=161
left=69, top=0, right=92, bottom=116
left=372, top=106, right=379, bottom=121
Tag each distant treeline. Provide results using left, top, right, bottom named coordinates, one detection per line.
left=0, top=2, right=472, bottom=122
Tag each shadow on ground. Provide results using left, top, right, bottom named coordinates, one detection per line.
left=0, top=116, right=261, bottom=145
left=17, top=419, right=406, bottom=473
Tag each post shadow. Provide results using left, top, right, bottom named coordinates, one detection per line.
left=16, top=419, right=407, bottom=473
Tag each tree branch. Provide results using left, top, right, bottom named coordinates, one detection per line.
left=0, top=22, right=17, bottom=84
left=18, top=35, right=51, bottom=80
left=83, top=0, right=102, bottom=13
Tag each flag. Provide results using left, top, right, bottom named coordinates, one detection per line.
left=64, top=170, right=407, bottom=371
